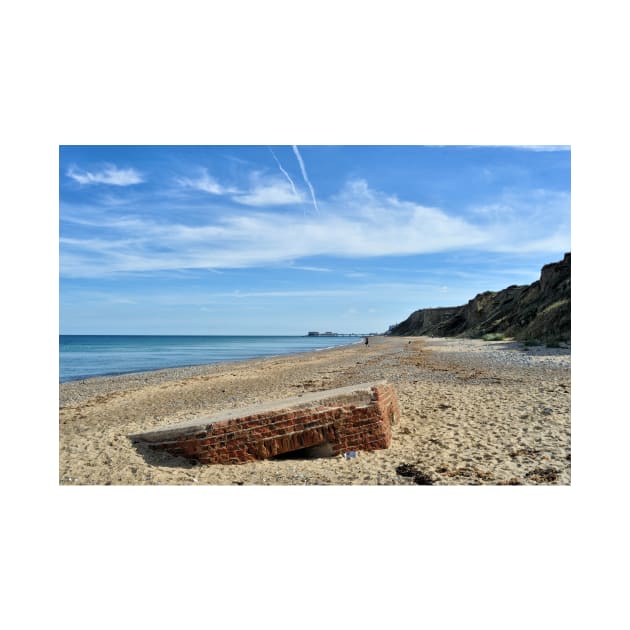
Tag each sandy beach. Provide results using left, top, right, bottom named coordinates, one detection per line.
left=59, top=336, right=570, bottom=485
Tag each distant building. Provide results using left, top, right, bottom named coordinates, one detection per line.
left=306, top=331, right=359, bottom=337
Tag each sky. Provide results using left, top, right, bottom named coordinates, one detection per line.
left=59, top=145, right=570, bottom=335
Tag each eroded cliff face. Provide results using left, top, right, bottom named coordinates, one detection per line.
left=389, top=253, right=571, bottom=343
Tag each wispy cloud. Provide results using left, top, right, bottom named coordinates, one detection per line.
left=292, top=145, right=319, bottom=213
left=233, top=177, right=303, bottom=206
left=177, top=168, right=240, bottom=194
left=221, top=288, right=357, bottom=298
left=468, top=189, right=570, bottom=246
left=67, top=282, right=462, bottom=306
left=511, top=145, right=571, bottom=152
left=453, top=145, right=570, bottom=152
left=59, top=182, right=478, bottom=276
left=59, top=177, right=568, bottom=278
left=176, top=165, right=302, bottom=206
left=67, top=164, right=144, bottom=186
left=288, top=265, right=332, bottom=273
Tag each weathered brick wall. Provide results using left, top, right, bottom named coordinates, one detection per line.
left=130, top=381, right=400, bottom=465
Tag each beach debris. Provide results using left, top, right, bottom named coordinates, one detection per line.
left=497, top=477, right=523, bottom=485
left=509, top=447, right=540, bottom=459
left=395, top=463, right=434, bottom=485
left=439, top=465, right=493, bottom=483
left=129, top=381, right=400, bottom=465
left=525, top=468, right=559, bottom=483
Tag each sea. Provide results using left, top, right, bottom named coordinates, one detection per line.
left=59, top=335, right=361, bottom=383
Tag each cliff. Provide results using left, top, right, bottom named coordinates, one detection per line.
left=389, top=253, right=571, bottom=343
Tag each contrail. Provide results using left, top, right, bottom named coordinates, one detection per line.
left=268, top=147, right=299, bottom=200
left=292, top=145, right=320, bottom=214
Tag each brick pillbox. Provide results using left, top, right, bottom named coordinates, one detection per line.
left=129, top=381, right=400, bottom=465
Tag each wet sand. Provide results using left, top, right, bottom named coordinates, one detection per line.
left=59, top=336, right=570, bottom=485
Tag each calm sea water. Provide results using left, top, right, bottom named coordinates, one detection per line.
left=59, top=335, right=360, bottom=383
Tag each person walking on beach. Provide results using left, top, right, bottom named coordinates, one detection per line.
left=364, top=336, right=369, bottom=345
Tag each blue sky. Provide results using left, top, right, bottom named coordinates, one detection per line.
left=59, top=145, right=570, bottom=335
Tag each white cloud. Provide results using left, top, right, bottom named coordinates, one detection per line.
left=59, top=179, right=569, bottom=277
left=468, top=188, right=570, bottom=253
left=289, top=265, right=332, bottom=272
left=67, top=164, right=144, bottom=186
left=470, top=203, right=515, bottom=218
left=233, top=179, right=303, bottom=206
left=177, top=169, right=239, bottom=194
left=177, top=167, right=302, bottom=206
left=222, top=289, right=357, bottom=298
left=513, top=145, right=570, bottom=152
left=455, top=145, right=570, bottom=152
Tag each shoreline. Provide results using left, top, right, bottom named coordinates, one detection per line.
left=59, top=339, right=365, bottom=407
left=59, top=336, right=362, bottom=385
left=59, top=335, right=571, bottom=485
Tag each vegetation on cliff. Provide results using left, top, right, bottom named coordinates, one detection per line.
left=388, top=253, right=571, bottom=343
